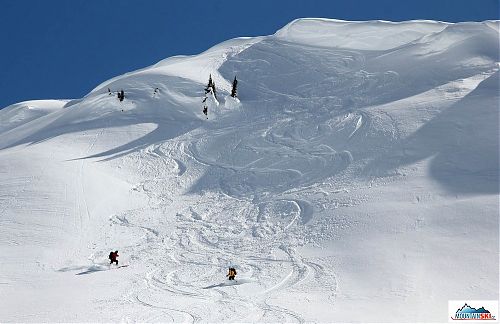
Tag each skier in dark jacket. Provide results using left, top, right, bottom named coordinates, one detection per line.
left=109, top=250, right=119, bottom=265
left=226, top=267, right=237, bottom=280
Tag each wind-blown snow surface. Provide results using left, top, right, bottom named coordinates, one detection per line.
left=1, top=19, right=498, bottom=322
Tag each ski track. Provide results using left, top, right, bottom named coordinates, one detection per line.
left=76, top=127, right=105, bottom=252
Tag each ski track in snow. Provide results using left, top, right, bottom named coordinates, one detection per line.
left=76, top=127, right=105, bottom=251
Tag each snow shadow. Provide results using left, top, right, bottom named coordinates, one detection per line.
left=57, top=264, right=111, bottom=275
left=74, top=120, right=198, bottom=161
left=365, top=72, right=499, bottom=195
left=1, top=75, right=203, bottom=160
left=75, top=264, right=110, bottom=275
left=219, top=37, right=497, bottom=112
left=202, top=283, right=227, bottom=289
left=209, top=34, right=499, bottom=198
left=57, top=265, right=92, bottom=272
left=202, top=279, right=251, bottom=289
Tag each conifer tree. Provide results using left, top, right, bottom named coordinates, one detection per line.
left=230, top=76, right=238, bottom=98
left=204, top=74, right=217, bottom=99
left=202, top=75, right=213, bottom=119
left=205, top=74, right=213, bottom=94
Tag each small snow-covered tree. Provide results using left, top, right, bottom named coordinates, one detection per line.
left=117, top=89, right=124, bottom=102
left=225, top=76, right=241, bottom=109
left=230, top=76, right=238, bottom=98
left=202, top=74, right=220, bottom=118
left=204, top=74, right=217, bottom=99
left=204, top=74, right=213, bottom=94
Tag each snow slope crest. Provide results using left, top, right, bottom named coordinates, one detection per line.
left=273, top=17, right=450, bottom=50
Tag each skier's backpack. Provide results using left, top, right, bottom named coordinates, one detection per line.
left=109, top=252, right=114, bottom=260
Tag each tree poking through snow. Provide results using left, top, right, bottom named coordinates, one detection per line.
left=231, top=76, right=238, bottom=98
left=204, top=74, right=217, bottom=99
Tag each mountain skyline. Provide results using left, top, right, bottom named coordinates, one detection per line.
left=1, top=0, right=499, bottom=109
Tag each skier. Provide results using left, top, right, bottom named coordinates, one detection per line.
left=109, top=250, right=119, bottom=265
left=226, top=267, right=237, bottom=280
left=203, top=105, right=208, bottom=118
left=117, top=90, right=124, bottom=102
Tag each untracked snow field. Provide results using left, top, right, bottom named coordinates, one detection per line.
left=0, top=19, right=498, bottom=322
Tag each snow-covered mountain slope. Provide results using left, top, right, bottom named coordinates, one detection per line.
left=0, top=99, right=68, bottom=134
left=0, top=18, right=498, bottom=322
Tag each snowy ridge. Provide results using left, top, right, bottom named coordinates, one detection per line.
left=0, top=99, right=68, bottom=134
left=92, top=36, right=262, bottom=95
left=274, top=18, right=450, bottom=50
left=0, top=18, right=498, bottom=322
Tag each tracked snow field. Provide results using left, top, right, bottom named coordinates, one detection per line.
left=0, top=19, right=498, bottom=322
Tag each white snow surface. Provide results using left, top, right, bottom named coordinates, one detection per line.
left=0, top=18, right=498, bottom=322
left=0, top=99, right=68, bottom=134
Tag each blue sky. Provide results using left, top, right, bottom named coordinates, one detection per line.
left=0, top=0, right=498, bottom=108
